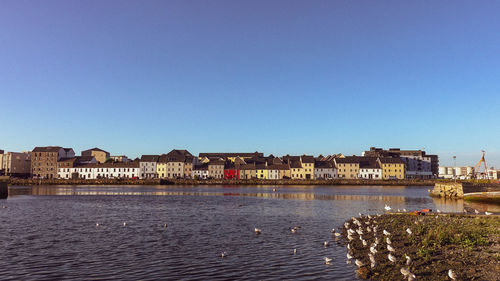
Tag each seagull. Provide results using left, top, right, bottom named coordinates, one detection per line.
left=400, top=267, right=411, bottom=277
left=485, top=211, right=493, bottom=215
left=163, top=223, right=168, bottom=228
left=406, top=228, right=412, bottom=235
left=123, top=222, right=126, bottom=227
left=437, top=209, right=442, bottom=213
left=448, top=269, right=457, bottom=280
left=356, top=229, right=364, bottom=235
left=463, top=209, right=467, bottom=214
left=355, top=259, right=364, bottom=268
left=293, top=248, right=297, bottom=255
left=386, top=237, right=392, bottom=244
left=383, top=230, right=391, bottom=236
left=405, top=255, right=412, bottom=266
left=348, top=234, right=354, bottom=241
left=367, top=227, right=372, bottom=233
left=347, top=228, right=355, bottom=235
left=347, top=244, right=351, bottom=250
left=359, top=235, right=364, bottom=241
left=221, top=251, right=228, bottom=258
left=387, top=244, right=395, bottom=252
left=1, top=205, right=6, bottom=209
left=96, top=223, right=100, bottom=227
left=375, top=237, right=380, bottom=244
left=291, top=228, right=297, bottom=234
left=344, top=222, right=350, bottom=228
left=272, top=188, right=277, bottom=192
left=388, top=253, right=396, bottom=263
left=370, top=246, right=378, bottom=254
left=324, top=257, right=333, bottom=264
left=397, top=209, right=401, bottom=212
left=474, top=209, right=479, bottom=214
left=403, top=208, right=407, bottom=212
left=384, top=204, right=392, bottom=211
left=324, top=241, right=330, bottom=247
left=347, top=252, right=353, bottom=259
left=369, top=253, right=375, bottom=264
left=408, top=273, right=416, bottom=281
left=362, top=239, right=368, bottom=247
left=254, top=228, right=262, bottom=234
left=334, top=232, right=341, bottom=237
left=365, top=221, right=371, bottom=225
left=367, top=214, right=372, bottom=219
left=330, top=228, right=336, bottom=233
left=359, top=212, right=363, bottom=217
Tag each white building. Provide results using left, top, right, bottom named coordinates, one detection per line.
left=358, top=158, right=382, bottom=180
left=267, top=166, right=280, bottom=179
left=400, top=155, right=432, bottom=179
left=140, top=155, right=159, bottom=179
left=58, top=162, right=140, bottom=179
left=192, top=165, right=209, bottom=179
left=314, top=161, right=337, bottom=179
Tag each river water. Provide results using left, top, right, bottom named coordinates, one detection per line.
left=0, top=185, right=496, bottom=280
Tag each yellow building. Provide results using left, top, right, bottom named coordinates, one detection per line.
left=335, top=157, right=360, bottom=179
left=301, top=156, right=315, bottom=179
left=378, top=158, right=405, bottom=179
left=256, top=164, right=268, bottom=179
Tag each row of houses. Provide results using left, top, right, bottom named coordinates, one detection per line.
left=1, top=146, right=437, bottom=180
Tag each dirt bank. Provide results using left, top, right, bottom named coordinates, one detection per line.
left=342, top=213, right=500, bottom=280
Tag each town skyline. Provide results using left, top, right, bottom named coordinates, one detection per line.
left=1, top=143, right=498, bottom=168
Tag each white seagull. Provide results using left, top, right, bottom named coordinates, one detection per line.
left=370, top=246, right=378, bottom=254
left=362, top=239, right=368, bottom=247
left=448, top=269, right=457, bottom=280
left=383, top=229, right=391, bottom=236
left=406, top=228, right=412, bottom=235
left=123, top=222, right=126, bottom=227
left=221, top=251, right=228, bottom=258
left=324, top=241, right=330, bottom=247
left=386, top=237, right=392, bottom=244
left=355, top=259, right=364, bottom=268
left=387, top=244, right=395, bottom=252
left=293, top=248, right=297, bottom=255
left=474, top=209, right=479, bottom=214
left=334, top=232, right=341, bottom=237
left=485, top=211, right=493, bottom=215
left=405, top=255, right=412, bottom=265
left=400, top=267, right=411, bottom=277
left=384, top=204, right=392, bottom=211
left=324, top=257, right=333, bottom=264
left=254, top=228, right=262, bottom=234
left=347, top=252, right=353, bottom=260
left=388, top=253, right=396, bottom=263
left=408, top=273, right=416, bottom=281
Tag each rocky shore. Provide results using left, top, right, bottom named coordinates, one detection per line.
left=342, top=213, right=500, bottom=280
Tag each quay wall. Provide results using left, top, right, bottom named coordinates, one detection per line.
left=0, top=176, right=8, bottom=199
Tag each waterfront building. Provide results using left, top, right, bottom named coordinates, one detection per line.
left=183, top=155, right=194, bottom=179
left=266, top=165, right=281, bottom=179
left=255, top=164, right=268, bottom=179
left=301, top=155, right=315, bottom=179
left=157, top=149, right=193, bottom=179
left=364, top=147, right=438, bottom=178
left=81, top=147, right=110, bottom=164
left=58, top=162, right=140, bottom=179
left=0, top=151, right=4, bottom=175
left=31, top=146, right=75, bottom=179
left=208, top=159, right=225, bottom=179
left=193, top=164, right=209, bottom=179
left=334, top=157, right=360, bottom=179
left=139, top=155, right=159, bottom=179
left=314, top=161, right=337, bottom=179
left=224, top=163, right=239, bottom=179
left=377, top=158, right=405, bottom=179
left=358, top=158, right=382, bottom=180
left=239, top=164, right=256, bottom=179
left=1, top=151, right=31, bottom=178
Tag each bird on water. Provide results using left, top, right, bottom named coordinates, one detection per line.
left=324, top=257, right=332, bottom=264
left=254, top=227, right=262, bottom=234
left=388, top=253, right=396, bottom=263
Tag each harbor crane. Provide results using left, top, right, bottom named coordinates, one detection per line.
left=469, top=150, right=489, bottom=179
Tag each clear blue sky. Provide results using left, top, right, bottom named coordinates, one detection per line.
left=1, top=0, right=499, bottom=167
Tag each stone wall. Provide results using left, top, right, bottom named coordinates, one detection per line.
left=431, top=182, right=464, bottom=198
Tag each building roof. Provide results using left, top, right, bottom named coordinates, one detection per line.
left=208, top=160, right=225, bottom=166
left=82, top=147, right=109, bottom=154
left=199, top=152, right=263, bottom=158
left=301, top=155, right=315, bottom=163
left=378, top=157, right=404, bottom=164
left=334, top=156, right=363, bottom=164
left=58, top=157, right=77, bottom=163
left=268, top=164, right=289, bottom=170
left=193, top=164, right=209, bottom=171
left=359, top=158, right=380, bottom=169
left=315, top=161, right=334, bottom=168
left=32, top=146, right=62, bottom=153
left=140, top=155, right=160, bottom=162
left=159, top=149, right=193, bottom=163
left=289, top=160, right=302, bottom=168
left=240, top=164, right=256, bottom=170
left=74, top=162, right=140, bottom=168
left=76, top=156, right=96, bottom=163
